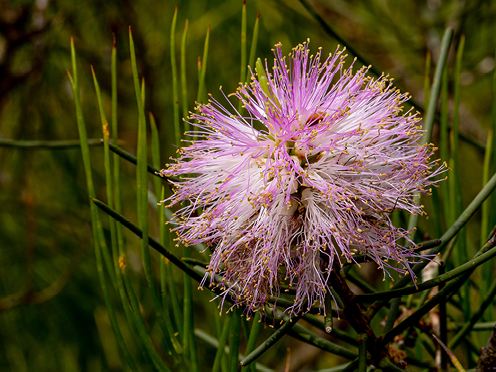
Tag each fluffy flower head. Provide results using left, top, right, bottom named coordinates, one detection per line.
left=163, top=41, right=444, bottom=316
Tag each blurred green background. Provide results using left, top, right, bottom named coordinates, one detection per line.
left=1, top=0, right=496, bottom=370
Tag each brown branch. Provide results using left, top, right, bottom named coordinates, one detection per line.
left=328, top=262, right=393, bottom=367
left=477, top=325, right=496, bottom=371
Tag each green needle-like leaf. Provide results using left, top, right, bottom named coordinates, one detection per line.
left=383, top=235, right=496, bottom=343
left=240, top=313, right=301, bottom=367
left=150, top=113, right=183, bottom=356
left=440, top=64, right=450, bottom=226
left=69, top=38, right=138, bottom=371
left=241, top=312, right=261, bottom=372
left=212, top=314, right=232, bottom=372
left=107, top=142, right=179, bottom=182
left=129, top=29, right=179, bottom=370
left=430, top=30, right=454, bottom=140
left=482, top=130, right=494, bottom=298
left=240, top=0, right=247, bottom=85
left=171, top=6, right=181, bottom=145
left=370, top=168, right=496, bottom=318
left=194, top=329, right=275, bottom=372
left=237, top=0, right=247, bottom=112
left=183, top=242, right=199, bottom=371
left=246, top=10, right=260, bottom=83
left=197, top=26, right=210, bottom=103
left=0, top=138, right=104, bottom=148
left=302, top=314, right=358, bottom=347
left=91, top=197, right=203, bottom=282
left=324, top=292, right=333, bottom=333
left=357, top=238, right=496, bottom=302
left=449, top=266, right=496, bottom=349
left=289, top=323, right=356, bottom=359
left=358, top=333, right=368, bottom=372
left=404, top=28, right=453, bottom=246
left=181, top=19, right=189, bottom=127
left=228, top=308, right=242, bottom=372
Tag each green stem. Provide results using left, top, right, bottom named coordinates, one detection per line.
left=449, top=270, right=496, bottom=349
left=358, top=242, right=496, bottom=302
left=91, top=197, right=203, bottom=282
left=288, top=323, right=356, bottom=359
left=324, top=292, right=333, bottom=333
left=240, top=313, right=301, bottom=367
left=0, top=138, right=104, bottom=148
left=241, top=312, right=262, bottom=372
left=212, top=315, right=232, bottom=372
left=108, top=142, right=179, bottom=182
left=345, top=270, right=377, bottom=293
left=384, top=236, right=496, bottom=343
left=183, top=244, right=199, bottom=372
left=194, top=329, right=275, bottom=372
left=383, top=298, right=400, bottom=335
left=358, top=333, right=368, bottom=372
left=228, top=308, right=242, bottom=372
left=369, top=169, right=496, bottom=317
left=302, top=314, right=358, bottom=346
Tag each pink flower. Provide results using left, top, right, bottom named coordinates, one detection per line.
left=163, top=41, right=445, bottom=316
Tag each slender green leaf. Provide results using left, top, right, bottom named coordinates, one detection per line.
left=358, top=333, right=367, bottom=372
left=246, top=10, right=260, bottom=83
left=183, top=242, right=199, bottom=372
left=449, top=264, right=496, bottom=349
left=194, top=329, right=275, bottom=372
left=181, top=19, right=189, bottom=127
left=240, top=313, right=301, bottom=367
left=0, top=138, right=104, bottom=148
left=228, top=308, right=242, bottom=372
left=171, top=6, right=181, bottom=145
left=241, top=312, right=261, bottom=372
left=213, top=315, right=232, bottom=372
left=129, top=30, right=177, bottom=369
left=238, top=0, right=247, bottom=112
left=107, top=142, right=178, bottom=182
left=482, top=130, right=494, bottom=299
left=383, top=235, right=496, bottom=343
left=69, top=39, right=137, bottom=371
left=197, top=26, right=210, bottom=103
left=288, top=323, right=356, bottom=359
